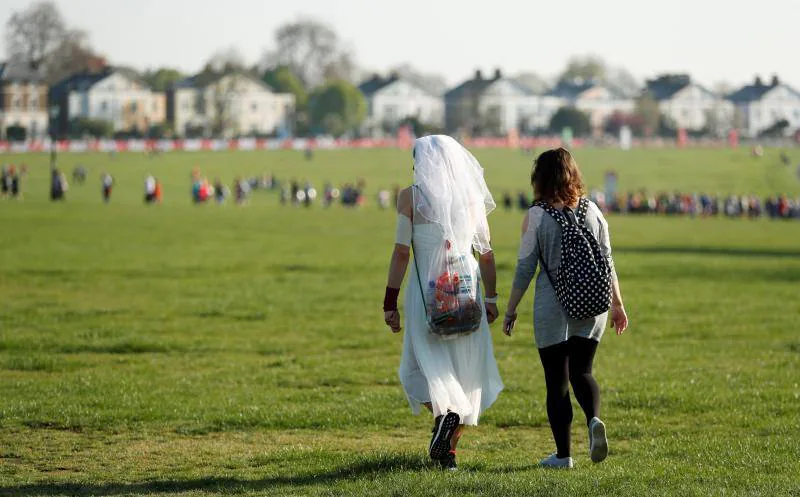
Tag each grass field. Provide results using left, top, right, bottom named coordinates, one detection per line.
left=1, top=147, right=799, bottom=496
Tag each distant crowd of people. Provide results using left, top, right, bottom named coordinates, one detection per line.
left=500, top=190, right=800, bottom=220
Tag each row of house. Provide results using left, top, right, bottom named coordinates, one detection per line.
left=2, top=60, right=800, bottom=140
left=358, top=69, right=800, bottom=138
left=0, top=61, right=296, bottom=140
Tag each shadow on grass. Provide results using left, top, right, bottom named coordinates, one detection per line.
left=0, top=453, right=430, bottom=496
left=616, top=246, right=800, bottom=259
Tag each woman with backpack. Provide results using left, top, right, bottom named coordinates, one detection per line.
left=383, top=135, right=504, bottom=471
left=503, top=148, right=628, bottom=469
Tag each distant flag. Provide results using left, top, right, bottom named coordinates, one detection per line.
left=397, top=124, right=413, bottom=149
left=619, top=126, right=632, bottom=151
left=728, top=129, right=739, bottom=148
left=677, top=128, right=688, bottom=148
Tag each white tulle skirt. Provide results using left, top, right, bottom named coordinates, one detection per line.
left=398, top=225, right=504, bottom=426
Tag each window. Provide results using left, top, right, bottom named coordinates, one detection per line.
left=101, top=101, right=108, bottom=112
left=182, top=97, right=190, bottom=111
left=152, top=101, right=157, bottom=112
left=251, top=102, right=258, bottom=112
left=12, top=97, right=21, bottom=109
left=30, top=95, right=38, bottom=110
left=384, top=105, right=398, bottom=121
left=131, top=101, right=138, bottom=112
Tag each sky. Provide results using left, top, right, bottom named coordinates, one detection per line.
left=0, top=0, right=797, bottom=88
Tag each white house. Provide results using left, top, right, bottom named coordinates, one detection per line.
left=0, top=61, right=48, bottom=139
left=50, top=67, right=166, bottom=134
left=358, top=74, right=443, bottom=136
left=646, top=74, right=733, bottom=133
left=444, top=69, right=560, bottom=135
left=549, top=79, right=635, bottom=132
left=168, top=71, right=294, bottom=138
left=727, top=76, right=800, bottom=137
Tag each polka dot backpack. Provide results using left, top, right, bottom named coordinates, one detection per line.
left=535, top=198, right=613, bottom=320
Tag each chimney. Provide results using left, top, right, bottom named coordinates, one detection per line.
left=474, top=69, right=483, bottom=81
left=754, top=76, right=764, bottom=87
left=389, top=71, right=400, bottom=80
left=771, top=75, right=780, bottom=87
left=494, top=68, right=502, bottom=80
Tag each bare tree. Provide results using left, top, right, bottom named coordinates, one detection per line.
left=513, top=72, right=550, bottom=94
left=4, top=1, right=66, bottom=71
left=261, top=18, right=354, bottom=87
left=390, top=63, right=448, bottom=96
left=43, top=29, right=102, bottom=83
left=208, top=74, right=241, bottom=138
left=207, top=46, right=247, bottom=73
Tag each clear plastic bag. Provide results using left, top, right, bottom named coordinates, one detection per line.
left=418, top=239, right=482, bottom=339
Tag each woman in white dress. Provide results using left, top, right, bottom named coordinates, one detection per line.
left=383, top=135, right=504, bottom=470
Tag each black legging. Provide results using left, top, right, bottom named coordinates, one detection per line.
left=538, top=336, right=600, bottom=458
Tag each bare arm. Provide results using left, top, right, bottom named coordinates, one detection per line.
left=478, top=250, right=499, bottom=323
left=386, top=244, right=410, bottom=288
left=384, top=188, right=413, bottom=333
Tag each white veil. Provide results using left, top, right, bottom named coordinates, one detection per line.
left=412, top=135, right=496, bottom=254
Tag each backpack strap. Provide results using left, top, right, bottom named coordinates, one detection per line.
left=575, top=197, right=590, bottom=225
left=534, top=201, right=570, bottom=230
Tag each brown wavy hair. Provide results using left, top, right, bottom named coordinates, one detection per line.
left=531, top=148, right=585, bottom=206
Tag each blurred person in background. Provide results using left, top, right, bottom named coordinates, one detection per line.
left=101, top=172, right=114, bottom=204
left=377, top=189, right=391, bottom=209
left=1, top=164, right=9, bottom=198
left=8, top=165, right=21, bottom=199
left=73, top=164, right=87, bottom=185
left=234, top=177, right=250, bottom=205
left=51, top=168, right=68, bottom=201
left=145, top=174, right=157, bottom=204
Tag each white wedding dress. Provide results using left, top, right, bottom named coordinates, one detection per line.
left=398, top=222, right=504, bottom=426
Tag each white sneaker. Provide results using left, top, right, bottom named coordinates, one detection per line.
left=589, top=417, right=608, bottom=463
left=539, top=453, right=574, bottom=469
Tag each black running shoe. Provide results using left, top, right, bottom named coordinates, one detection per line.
left=429, top=411, right=460, bottom=460
left=437, top=451, right=457, bottom=471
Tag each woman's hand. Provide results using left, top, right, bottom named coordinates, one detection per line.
left=384, top=310, right=401, bottom=333
left=610, top=303, right=628, bottom=335
left=485, top=303, right=499, bottom=324
left=503, top=311, right=517, bottom=336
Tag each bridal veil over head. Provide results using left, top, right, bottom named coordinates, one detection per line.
left=412, top=135, right=496, bottom=254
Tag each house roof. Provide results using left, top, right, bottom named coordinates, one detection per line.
left=645, top=74, right=715, bottom=101
left=358, top=74, right=400, bottom=96
left=172, top=70, right=272, bottom=92
left=50, top=66, right=149, bottom=95
left=547, top=79, right=627, bottom=100
left=728, top=79, right=800, bottom=103
left=0, top=60, right=45, bottom=83
left=445, top=70, right=505, bottom=100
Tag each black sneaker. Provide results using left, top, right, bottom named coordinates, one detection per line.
left=429, top=411, right=460, bottom=460
left=437, top=451, right=457, bottom=471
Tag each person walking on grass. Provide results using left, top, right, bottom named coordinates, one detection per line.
left=503, top=148, right=629, bottom=469
left=383, top=135, right=503, bottom=471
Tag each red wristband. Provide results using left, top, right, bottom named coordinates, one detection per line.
left=383, top=287, right=400, bottom=311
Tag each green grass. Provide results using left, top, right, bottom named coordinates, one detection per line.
left=0, top=148, right=799, bottom=496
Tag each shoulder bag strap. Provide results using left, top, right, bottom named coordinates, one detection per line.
left=410, top=187, right=429, bottom=319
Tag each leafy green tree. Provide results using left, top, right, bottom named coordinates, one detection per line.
left=309, top=80, right=365, bottom=137
left=634, top=94, right=661, bottom=137
left=143, top=68, right=185, bottom=91
left=69, top=118, right=113, bottom=138
left=5, top=125, right=27, bottom=141
left=548, top=107, right=591, bottom=137
left=263, top=66, right=307, bottom=109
